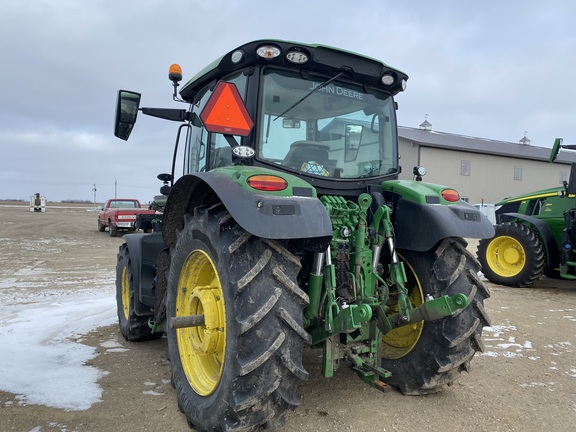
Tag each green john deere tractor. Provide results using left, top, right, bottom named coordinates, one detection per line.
left=113, top=40, right=494, bottom=431
left=477, top=138, right=576, bottom=287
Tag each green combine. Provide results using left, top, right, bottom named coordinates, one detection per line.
left=113, top=40, right=494, bottom=431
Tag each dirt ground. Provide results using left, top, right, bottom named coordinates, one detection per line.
left=1, top=204, right=575, bottom=432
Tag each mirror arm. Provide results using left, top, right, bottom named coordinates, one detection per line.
left=141, top=107, right=189, bottom=122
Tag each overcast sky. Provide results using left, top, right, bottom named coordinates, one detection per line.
left=1, top=0, right=575, bottom=202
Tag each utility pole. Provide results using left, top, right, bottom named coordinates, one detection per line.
left=92, top=184, right=97, bottom=205
left=115, top=179, right=117, bottom=198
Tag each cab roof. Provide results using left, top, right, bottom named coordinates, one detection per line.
left=179, top=39, right=408, bottom=102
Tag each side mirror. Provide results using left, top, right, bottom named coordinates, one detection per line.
left=158, top=173, right=173, bottom=196
left=97, top=206, right=103, bottom=211
left=160, top=185, right=172, bottom=196
left=344, top=124, right=362, bottom=162
left=114, top=90, right=141, bottom=141
left=157, top=173, right=173, bottom=182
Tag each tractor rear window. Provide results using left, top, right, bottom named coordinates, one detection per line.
left=257, top=69, right=398, bottom=179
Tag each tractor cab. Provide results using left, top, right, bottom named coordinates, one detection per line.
left=115, top=40, right=407, bottom=198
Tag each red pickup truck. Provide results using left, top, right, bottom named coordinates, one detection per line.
left=97, top=198, right=155, bottom=237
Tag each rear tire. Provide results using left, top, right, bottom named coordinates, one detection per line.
left=116, top=243, right=162, bottom=341
left=381, top=238, right=491, bottom=394
left=477, top=222, right=545, bottom=287
left=167, top=206, right=310, bottom=431
left=109, top=221, right=118, bottom=237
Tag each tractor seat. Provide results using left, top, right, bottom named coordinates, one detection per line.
left=283, top=141, right=333, bottom=175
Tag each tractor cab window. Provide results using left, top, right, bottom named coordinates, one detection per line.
left=185, top=71, right=247, bottom=174
left=185, top=87, right=210, bottom=174
left=258, top=69, right=398, bottom=179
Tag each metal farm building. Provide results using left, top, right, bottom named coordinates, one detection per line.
left=398, top=123, right=576, bottom=204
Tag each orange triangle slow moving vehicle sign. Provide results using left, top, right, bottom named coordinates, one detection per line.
left=200, top=82, right=254, bottom=136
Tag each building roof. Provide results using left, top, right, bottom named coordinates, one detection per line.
left=398, top=126, right=576, bottom=165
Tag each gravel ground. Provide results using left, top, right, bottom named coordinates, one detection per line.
left=1, top=204, right=575, bottom=432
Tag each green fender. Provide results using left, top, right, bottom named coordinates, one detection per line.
left=382, top=180, right=495, bottom=251
left=162, top=170, right=333, bottom=249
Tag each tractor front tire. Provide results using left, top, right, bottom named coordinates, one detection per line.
left=381, top=237, right=491, bottom=394
left=477, top=222, right=545, bottom=287
left=116, top=243, right=162, bottom=341
left=166, top=206, right=310, bottom=431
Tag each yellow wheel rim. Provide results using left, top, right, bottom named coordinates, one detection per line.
left=121, top=266, right=130, bottom=320
left=176, top=250, right=226, bottom=396
left=485, top=236, right=525, bottom=277
left=381, top=257, right=425, bottom=359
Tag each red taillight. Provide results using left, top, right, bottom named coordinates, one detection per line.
left=441, top=189, right=460, bottom=202
left=246, top=175, right=288, bottom=191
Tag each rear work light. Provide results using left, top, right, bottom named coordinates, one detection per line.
left=231, top=50, right=244, bottom=63
left=247, top=175, right=288, bottom=191
left=381, top=73, right=395, bottom=85
left=286, top=49, right=309, bottom=64
left=441, top=189, right=460, bottom=202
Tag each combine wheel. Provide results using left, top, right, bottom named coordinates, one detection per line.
left=381, top=237, right=491, bottom=394
left=166, top=205, right=310, bottom=431
left=116, top=244, right=161, bottom=341
left=477, top=222, right=545, bottom=287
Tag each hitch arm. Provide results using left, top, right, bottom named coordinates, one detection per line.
left=378, top=293, right=469, bottom=335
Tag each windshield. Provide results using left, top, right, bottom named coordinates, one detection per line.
left=258, top=69, right=398, bottom=179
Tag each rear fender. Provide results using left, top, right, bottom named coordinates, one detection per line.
left=382, top=180, right=494, bottom=251
left=162, top=172, right=333, bottom=249
left=123, top=233, right=167, bottom=315
left=392, top=198, right=495, bottom=251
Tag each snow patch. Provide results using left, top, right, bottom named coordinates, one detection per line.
left=0, top=289, right=116, bottom=410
